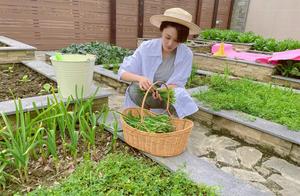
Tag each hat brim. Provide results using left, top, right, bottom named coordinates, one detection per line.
left=150, top=15, right=201, bottom=35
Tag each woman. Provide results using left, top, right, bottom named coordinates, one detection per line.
left=117, top=7, right=201, bottom=118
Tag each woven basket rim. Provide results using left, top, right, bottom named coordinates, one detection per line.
left=120, top=107, right=193, bottom=136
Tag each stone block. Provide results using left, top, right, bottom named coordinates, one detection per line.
left=193, top=55, right=275, bottom=83
left=92, top=97, right=108, bottom=112
left=212, top=117, right=262, bottom=144
left=260, top=133, right=292, bottom=156
left=190, top=110, right=213, bottom=127
left=290, top=144, right=300, bottom=164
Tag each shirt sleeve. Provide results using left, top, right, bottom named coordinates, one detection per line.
left=167, top=49, right=193, bottom=88
left=117, top=43, right=144, bottom=80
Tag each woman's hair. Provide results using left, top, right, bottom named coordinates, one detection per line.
left=159, top=21, right=189, bottom=43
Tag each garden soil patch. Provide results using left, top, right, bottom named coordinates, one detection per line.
left=0, top=64, right=57, bottom=102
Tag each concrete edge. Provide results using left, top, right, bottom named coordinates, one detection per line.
left=0, top=36, right=36, bottom=51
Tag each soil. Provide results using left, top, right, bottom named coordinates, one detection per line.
left=2, top=131, right=144, bottom=195
left=0, top=64, right=57, bottom=102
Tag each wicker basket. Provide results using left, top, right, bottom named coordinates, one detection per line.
left=120, top=81, right=194, bottom=157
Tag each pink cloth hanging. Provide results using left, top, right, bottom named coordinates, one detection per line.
left=211, top=43, right=272, bottom=64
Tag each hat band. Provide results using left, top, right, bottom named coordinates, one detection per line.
left=163, top=12, right=192, bottom=23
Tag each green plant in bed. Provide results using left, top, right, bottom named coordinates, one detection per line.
left=193, top=75, right=300, bottom=131
left=30, top=153, right=219, bottom=195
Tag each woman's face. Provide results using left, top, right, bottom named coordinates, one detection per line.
left=161, top=26, right=179, bottom=53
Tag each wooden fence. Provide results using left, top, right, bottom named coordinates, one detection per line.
left=0, top=0, right=233, bottom=50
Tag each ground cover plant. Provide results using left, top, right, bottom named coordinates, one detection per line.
left=60, top=41, right=133, bottom=65
left=199, top=29, right=300, bottom=52
left=193, top=75, right=300, bottom=131
left=102, top=63, right=120, bottom=74
left=29, top=153, right=219, bottom=196
left=0, top=64, right=57, bottom=101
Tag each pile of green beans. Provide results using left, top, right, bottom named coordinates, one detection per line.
left=124, top=112, right=175, bottom=133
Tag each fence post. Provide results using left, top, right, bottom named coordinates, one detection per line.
left=138, top=0, right=144, bottom=38
left=110, top=0, right=117, bottom=45
left=227, top=0, right=235, bottom=29
left=211, top=0, right=219, bottom=28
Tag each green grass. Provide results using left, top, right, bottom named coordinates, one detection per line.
left=29, top=153, right=219, bottom=196
left=193, top=75, right=300, bottom=131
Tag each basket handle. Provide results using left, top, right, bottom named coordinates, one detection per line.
left=140, top=81, right=171, bottom=123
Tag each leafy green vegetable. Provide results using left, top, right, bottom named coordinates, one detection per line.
left=276, top=60, right=300, bottom=79
left=60, top=41, right=133, bottom=65
left=199, top=28, right=300, bottom=52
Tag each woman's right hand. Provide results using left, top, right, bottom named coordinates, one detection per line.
left=138, top=76, right=152, bottom=91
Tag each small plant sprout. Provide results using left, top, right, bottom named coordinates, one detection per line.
left=19, top=74, right=31, bottom=82
left=38, top=83, right=53, bottom=95
left=8, top=65, right=14, bottom=73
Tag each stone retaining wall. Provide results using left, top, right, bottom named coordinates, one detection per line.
left=193, top=54, right=275, bottom=82
left=0, top=50, right=35, bottom=64
left=94, top=73, right=128, bottom=94
left=0, top=36, right=36, bottom=64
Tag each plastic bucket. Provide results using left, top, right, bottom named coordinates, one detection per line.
left=50, top=54, right=96, bottom=98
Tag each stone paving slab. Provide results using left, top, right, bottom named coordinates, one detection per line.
left=22, top=60, right=56, bottom=81
left=102, top=118, right=272, bottom=196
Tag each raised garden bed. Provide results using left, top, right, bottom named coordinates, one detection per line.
left=1, top=60, right=111, bottom=122
left=193, top=53, right=300, bottom=89
left=194, top=38, right=253, bottom=51
left=0, top=63, right=57, bottom=102
left=94, top=65, right=129, bottom=93
left=0, top=36, right=36, bottom=64
left=93, top=64, right=208, bottom=93
left=193, top=53, right=275, bottom=82
left=189, top=76, right=300, bottom=164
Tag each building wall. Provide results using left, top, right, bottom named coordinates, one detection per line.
left=245, top=0, right=300, bottom=40
left=0, top=0, right=233, bottom=50
left=230, top=0, right=250, bottom=32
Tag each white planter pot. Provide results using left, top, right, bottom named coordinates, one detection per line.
left=50, top=54, right=96, bottom=98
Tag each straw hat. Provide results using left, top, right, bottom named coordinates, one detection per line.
left=150, top=8, right=201, bottom=35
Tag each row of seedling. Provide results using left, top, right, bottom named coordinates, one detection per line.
left=0, top=91, right=118, bottom=188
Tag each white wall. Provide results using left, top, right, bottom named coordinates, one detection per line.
left=245, top=0, right=300, bottom=40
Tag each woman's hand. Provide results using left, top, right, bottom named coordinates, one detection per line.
left=138, top=76, right=152, bottom=91
left=152, top=90, right=162, bottom=101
